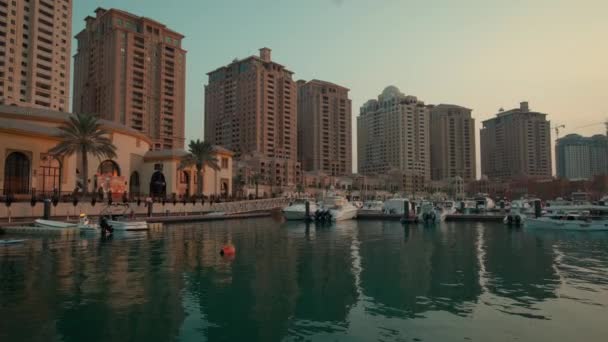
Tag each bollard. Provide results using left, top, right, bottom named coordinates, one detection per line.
left=43, top=199, right=51, bottom=219
left=403, top=200, right=410, bottom=220
left=534, top=200, right=542, bottom=218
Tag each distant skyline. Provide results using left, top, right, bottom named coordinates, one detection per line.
left=72, top=0, right=608, bottom=176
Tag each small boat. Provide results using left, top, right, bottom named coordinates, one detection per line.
left=205, top=211, right=226, bottom=217
left=35, top=214, right=99, bottom=231
left=100, top=203, right=148, bottom=231
left=282, top=199, right=318, bottom=220
left=0, top=239, right=26, bottom=245
left=35, top=219, right=77, bottom=229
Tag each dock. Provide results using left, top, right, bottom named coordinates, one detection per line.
left=0, top=225, right=80, bottom=236
left=445, top=214, right=504, bottom=222
left=356, top=212, right=418, bottom=223
left=146, top=211, right=271, bottom=224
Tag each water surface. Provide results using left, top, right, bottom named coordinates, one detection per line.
left=1, top=218, right=608, bottom=341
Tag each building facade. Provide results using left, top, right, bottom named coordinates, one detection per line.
left=205, top=48, right=300, bottom=188
left=556, top=134, right=608, bottom=180
left=0, top=105, right=231, bottom=199
left=480, top=102, right=551, bottom=180
left=297, top=79, right=352, bottom=176
left=357, top=86, right=430, bottom=181
left=430, top=104, right=476, bottom=181
left=0, top=0, right=72, bottom=111
left=73, top=8, right=186, bottom=150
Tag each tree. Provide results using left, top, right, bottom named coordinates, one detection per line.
left=180, top=140, right=220, bottom=197
left=233, top=174, right=246, bottom=199
left=251, top=173, right=264, bottom=199
left=48, top=113, right=117, bottom=195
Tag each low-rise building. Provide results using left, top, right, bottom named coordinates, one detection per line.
left=0, top=105, right=232, bottom=199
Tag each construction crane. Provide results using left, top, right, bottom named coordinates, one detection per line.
left=552, top=124, right=565, bottom=139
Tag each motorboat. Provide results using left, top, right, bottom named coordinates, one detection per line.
left=317, top=192, right=358, bottom=221
left=525, top=205, right=608, bottom=231
left=282, top=199, right=318, bottom=220
left=100, top=203, right=148, bottom=231
left=440, top=201, right=458, bottom=215
left=474, top=195, right=495, bottom=212
left=503, top=199, right=533, bottom=226
left=418, top=201, right=447, bottom=223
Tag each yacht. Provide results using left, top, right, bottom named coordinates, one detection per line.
left=282, top=199, right=318, bottom=220
left=525, top=205, right=608, bottom=231
left=320, top=193, right=358, bottom=221
left=474, top=195, right=495, bottom=212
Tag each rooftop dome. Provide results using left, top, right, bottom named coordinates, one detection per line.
left=380, top=85, right=403, bottom=100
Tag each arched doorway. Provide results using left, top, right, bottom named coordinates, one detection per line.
left=3, top=152, right=30, bottom=194
left=150, top=171, right=166, bottom=198
left=221, top=179, right=229, bottom=197
left=98, top=160, right=120, bottom=177
left=129, top=172, right=140, bottom=197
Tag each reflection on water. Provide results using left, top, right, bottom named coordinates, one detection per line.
left=1, top=219, right=608, bottom=341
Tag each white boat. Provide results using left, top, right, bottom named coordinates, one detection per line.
left=321, top=193, right=358, bottom=221
left=418, top=201, right=446, bottom=223
left=474, top=195, right=495, bottom=211
left=35, top=219, right=77, bottom=229
left=503, top=199, right=534, bottom=226
left=101, top=203, right=148, bottom=231
left=525, top=205, right=608, bottom=231
left=441, top=201, right=458, bottom=215
left=282, top=199, right=318, bottom=220
left=105, top=219, right=148, bottom=231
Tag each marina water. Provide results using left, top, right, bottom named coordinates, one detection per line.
left=1, top=218, right=608, bottom=341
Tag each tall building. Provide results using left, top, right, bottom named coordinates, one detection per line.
left=430, top=104, right=476, bottom=181
left=556, top=134, right=608, bottom=180
left=480, top=102, right=551, bottom=180
left=0, top=0, right=72, bottom=111
left=73, top=8, right=186, bottom=150
left=205, top=48, right=300, bottom=188
left=297, top=79, right=351, bottom=176
left=357, top=86, right=430, bottom=182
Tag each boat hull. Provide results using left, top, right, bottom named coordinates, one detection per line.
left=282, top=204, right=318, bottom=221
left=106, top=220, right=149, bottom=231
left=525, top=218, right=608, bottom=231
left=330, top=206, right=358, bottom=221
left=34, top=219, right=77, bottom=229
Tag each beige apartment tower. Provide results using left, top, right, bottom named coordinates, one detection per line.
left=357, top=86, right=430, bottom=181
left=480, top=102, right=551, bottom=180
left=205, top=48, right=300, bottom=187
left=0, top=0, right=72, bottom=111
left=430, top=104, right=476, bottom=181
left=297, top=79, right=352, bottom=176
left=73, top=8, right=186, bottom=150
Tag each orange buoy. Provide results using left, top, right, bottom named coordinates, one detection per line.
left=220, top=244, right=236, bottom=256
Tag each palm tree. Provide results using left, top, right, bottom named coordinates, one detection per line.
left=48, top=113, right=117, bottom=195
left=180, top=140, right=220, bottom=197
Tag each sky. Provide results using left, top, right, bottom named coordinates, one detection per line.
left=72, top=0, right=608, bottom=176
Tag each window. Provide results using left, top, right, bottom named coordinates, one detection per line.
left=221, top=157, right=229, bottom=169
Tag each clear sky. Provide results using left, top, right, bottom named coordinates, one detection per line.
left=73, top=0, right=608, bottom=175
